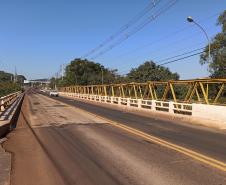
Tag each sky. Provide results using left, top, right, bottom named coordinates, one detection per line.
left=0, top=0, right=226, bottom=80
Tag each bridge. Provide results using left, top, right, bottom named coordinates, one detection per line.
left=24, top=79, right=50, bottom=85
left=0, top=78, right=226, bottom=185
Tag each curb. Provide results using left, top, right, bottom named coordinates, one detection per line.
left=0, top=139, right=11, bottom=185
left=0, top=94, right=24, bottom=138
left=0, top=93, right=24, bottom=185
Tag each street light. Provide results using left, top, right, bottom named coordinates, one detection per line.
left=187, top=16, right=211, bottom=63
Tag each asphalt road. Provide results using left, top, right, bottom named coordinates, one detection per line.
left=3, top=91, right=226, bottom=185
left=47, top=92, right=226, bottom=163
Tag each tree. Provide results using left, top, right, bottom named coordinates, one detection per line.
left=0, top=71, right=25, bottom=97
left=126, top=61, right=179, bottom=82
left=57, top=59, right=179, bottom=87
left=17, top=75, right=26, bottom=84
left=61, top=58, right=119, bottom=86
left=200, top=10, right=226, bottom=78
left=0, top=71, right=14, bottom=82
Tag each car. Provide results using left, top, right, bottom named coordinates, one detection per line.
left=40, top=89, right=45, bottom=93
left=49, top=90, right=59, bottom=97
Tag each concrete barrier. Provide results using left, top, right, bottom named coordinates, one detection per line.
left=192, top=104, right=226, bottom=128
left=59, top=92, right=226, bottom=129
left=0, top=92, right=24, bottom=138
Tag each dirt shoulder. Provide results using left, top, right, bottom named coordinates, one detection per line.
left=2, top=94, right=65, bottom=185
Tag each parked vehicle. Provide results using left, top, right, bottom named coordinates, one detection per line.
left=49, top=90, right=59, bottom=97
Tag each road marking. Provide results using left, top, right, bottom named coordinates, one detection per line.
left=46, top=94, right=226, bottom=172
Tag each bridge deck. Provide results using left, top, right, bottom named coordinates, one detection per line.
left=3, top=91, right=226, bottom=185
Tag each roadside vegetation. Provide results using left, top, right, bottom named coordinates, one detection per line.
left=51, top=59, right=179, bottom=88
left=0, top=71, right=26, bottom=97
left=200, top=10, right=226, bottom=78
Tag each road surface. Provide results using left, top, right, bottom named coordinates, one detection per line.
left=3, top=91, right=226, bottom=185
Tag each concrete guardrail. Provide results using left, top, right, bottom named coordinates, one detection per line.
left=0, top=92, right=24, bottom=138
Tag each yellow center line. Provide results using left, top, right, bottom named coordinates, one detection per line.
left=51, top=95, right=226, bottom=172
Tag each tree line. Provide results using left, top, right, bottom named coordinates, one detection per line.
left=0, top=71, right=26, bottom=97
left=51, top=59, right=179, bottom=88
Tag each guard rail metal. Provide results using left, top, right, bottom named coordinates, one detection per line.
left=0, top=92, right=21, bottom=112
left=0, top=91, right=24, bottom=138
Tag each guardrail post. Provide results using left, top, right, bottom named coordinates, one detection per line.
left=127, top=98, right=130, bottom=107
left=137, top=99, right=142, bottom=108
left=118, top=97, right=121, bottom=105
left=169, top=101, right=174, bottom=114
left=1, top=99, right=5, bottom=111
left=151, top=100, right=156, bottom=111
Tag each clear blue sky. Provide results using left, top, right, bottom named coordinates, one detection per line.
left=0, top=0, right=225, bottom=80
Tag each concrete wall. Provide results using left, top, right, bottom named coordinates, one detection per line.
left=0, top=94, right=24, bottom=138
left=193, top=104, right=226, bottom=128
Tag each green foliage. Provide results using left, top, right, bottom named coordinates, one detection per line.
left=126, top=61, right=179, bottom=82
left=17, top=75, right=26, bottom=84
left=0, top=71, right=24, bottom=97
left=0, top=71, right=13, bottom=82
left=58, top=58, right=119, bottom=86
left=200, top=10, right=226, bottom=78
left=0, top=82, right=21, bottom=97
left=0, top=71, right=26, bottom=84
left=56, top=59, right=180, bottom=87
left=49, top=77, right=57, bottom=89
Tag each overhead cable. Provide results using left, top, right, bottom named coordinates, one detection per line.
left=82, top=0, right=161, bottom=58
left=91, top=0, right=178, bottom=60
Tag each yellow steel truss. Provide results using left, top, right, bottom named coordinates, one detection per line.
left=59, top=79, right=226, bottom=105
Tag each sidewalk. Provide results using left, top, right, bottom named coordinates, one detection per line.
left=0, top=138, right=11, bottom=185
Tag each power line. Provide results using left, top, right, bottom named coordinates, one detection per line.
left=91, top=0, right=178, bottom=60
left=82, top=0, right=161, bottom=59
left=118, top=46, right=207, bottom=75
left=109, top=12, right=219, bottom=61
left=158, top=41, right=225, bottom=66
left=113, top=25, right=217, bottom=73
left=159, top=51, right=204, bottom=66
left=156, top=47, right=205, bottom=63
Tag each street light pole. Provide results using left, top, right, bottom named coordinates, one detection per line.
left=187, top=16, right=211, bottom=63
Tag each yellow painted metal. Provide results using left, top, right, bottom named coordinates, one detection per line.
left=138, top=85, right=143, bottom=99
left=162, top=83, right=169, bottom=101
left=199, top=82, right=209, bottom=104
left=148, top=84, right=155, bottom=100
left=59, top=78, right=226, bottom=105
left=195, top=88, right=201, bottom=102
left=133, top=84, right=137, bottom=99
left=214, top=84, right=224, bottom=104
left=169, top=83, right=177, bottom=103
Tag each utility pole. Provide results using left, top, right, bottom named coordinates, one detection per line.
left=61, top=64, right=64, bottom=80
left=55, top=72, right=58, bottom=90
left=14, top=67, right=17, bottom=83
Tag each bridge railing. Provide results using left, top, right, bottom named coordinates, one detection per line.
left=0, top=91, right=24, bottom=137
left=58, top=79, right=226, bottom=105
left=59, top=92, right=226, bottom=128
left=58, top=79, right=226, bottom=128
left=59, top=92, right=193, bottom=115
left=0, top=92, right=21, bottom=112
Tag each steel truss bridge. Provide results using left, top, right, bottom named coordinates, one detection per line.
left=59, top=78, right=226, bottom=105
